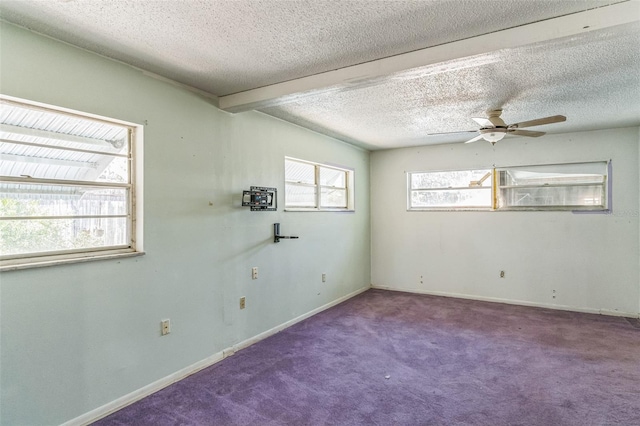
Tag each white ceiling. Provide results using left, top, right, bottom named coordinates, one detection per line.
left=1, top=0, right=639, bottom=150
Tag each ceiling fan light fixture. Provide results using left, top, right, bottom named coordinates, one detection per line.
left=479, top=127, right=507, bottom=144
left=483, top=131, right=506, bottom=143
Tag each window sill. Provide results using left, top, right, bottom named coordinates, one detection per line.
left=0, top=249, right=145, bottom=272
left=407, top=207, right=608, bottom=212
left=284, top=208, right=355, bottom=213
left=408, top=208, right=492, bottom=212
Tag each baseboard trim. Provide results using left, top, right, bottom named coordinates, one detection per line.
left=60, top=351, right=225, bottom=426
left=371, top=285, right=640, bottom=319
left=230, top=285, right=370, bottom=354
left=62, top=285, right=370, bottom=426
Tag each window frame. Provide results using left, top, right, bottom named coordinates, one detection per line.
left=284, top=157, right=354, bottom=212
left=496, top=161, right=609, bottom=211
left=0, top=95, right=144, bottom=271
left=407, top=168, right=494, bottom=211
left=407, top=161, right=609, bottom=212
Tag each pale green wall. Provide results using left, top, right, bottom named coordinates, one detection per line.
left=0, top=22, right=371, bottom=425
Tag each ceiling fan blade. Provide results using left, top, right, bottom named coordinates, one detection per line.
left=509, top=129, right=545, bottom=137
left=428, top=130, right=477, bottom=136
left=510, top=115, right=566, bottom=129
left=472, top=117, right=493, bottom=127
left=464, top=134, right=484, bottom=144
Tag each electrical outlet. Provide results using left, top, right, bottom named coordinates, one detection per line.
left=500, top=270, right=505, bottom=278
left=161, top=319, right=171, bottom=336
left=240, top=296, right=246, bottom=310
left=322, top=273, right=326, bottom=282
left=252, top=267, right=258, bottom=280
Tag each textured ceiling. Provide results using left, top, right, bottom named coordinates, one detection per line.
left=261, top=22, right=640, bottom=149
left=1, top=0, right=639, bottom=150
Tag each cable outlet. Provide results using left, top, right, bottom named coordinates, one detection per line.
left=500, top=270, right=505, bottom=278
left=322, top=273, right=326, bottom=282
left=240, top=296, right=246, bottom=310
left=252, top=267, right=258, bottom=280
left=161, top=319, right=171, bottom=336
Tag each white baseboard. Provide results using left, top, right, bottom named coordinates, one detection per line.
left=61, top=351, right=225, bottom=426
left=371, top=285, right=640, bottom=319
left=229, top=286, right=370, bottom=354
left=62, top=285, right=370, bottom=426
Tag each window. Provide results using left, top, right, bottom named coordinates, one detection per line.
left=497, top=162, right=608, bottom=210
left=408, top=169, right=493, bottom=210
left=0, top=95, right=143, bottom=269
left=285, top=158, right=354, bottom=211
left=408, top=161, right=608, bottom=212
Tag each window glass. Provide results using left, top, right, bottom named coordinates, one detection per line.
left=321, top=187, right=347, bottom=208
left=285, top=159, right=315, bottom=185
left=1, top=217, right=128, bottom=256
left=411, top=188, right=491, bottom=208
left=284, top=184, right=316, bottom=207
left=320, top=166, right=346, bottom=187
left=411, top=170, right=491, bottom=189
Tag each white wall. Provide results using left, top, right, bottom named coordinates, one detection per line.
left=371, top=127, right=640, bottom=317
left=0, top=23, right=370, bottom=425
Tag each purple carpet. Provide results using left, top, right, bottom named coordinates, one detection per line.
left=93, top=289, right=640, bottom=425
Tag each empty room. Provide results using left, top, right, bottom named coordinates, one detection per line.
left=1, top=1, right=639, bottom=425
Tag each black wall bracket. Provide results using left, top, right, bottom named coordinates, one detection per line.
left=242, top=186, right=277, bottom=211
left=274, top=223, right=299, bottom=243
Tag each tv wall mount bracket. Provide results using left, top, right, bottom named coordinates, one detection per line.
left=242, top=186, right=277, bottom=211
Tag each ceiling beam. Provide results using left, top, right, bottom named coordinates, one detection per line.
left=218, top=1, right=640, bottom=113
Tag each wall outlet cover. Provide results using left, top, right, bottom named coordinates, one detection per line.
left=161, top=319, right=171, bottom=336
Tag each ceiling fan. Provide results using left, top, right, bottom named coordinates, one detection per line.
left=462, top=109, right=566, bottom=145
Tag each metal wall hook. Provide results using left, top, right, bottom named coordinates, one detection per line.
left=274, top=223, right=299, bottom=243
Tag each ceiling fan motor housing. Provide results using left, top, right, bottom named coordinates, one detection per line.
left=487, top=109, right=506, bottom=127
